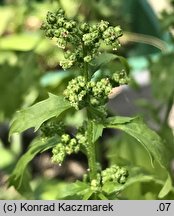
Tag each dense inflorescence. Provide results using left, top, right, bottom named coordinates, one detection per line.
left=40, top=120, right=65, bottom=137
left=40, top=9, right=130, bottom=196
left=51, top=131, right=87, bottom=165
left=41, top=9, right=123, bottom=69
left=101, top=165, right=129, bottom=184
left=89, top=165, right=129, bottom=192
left=63, top=71, right=129, bottom=110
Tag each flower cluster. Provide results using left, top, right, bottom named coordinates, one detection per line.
left=90, top=173, right=102, bottom=192
left=63, top=72, right=129, bottom=110
left=88, top=78, right=112, bottom=106
left=63, top=76, right=113, bottom=110
left=101, top=165, right=129, bottom=184
left=41, top=9, right=123, bottom=69
left=112, top=69, right=130, bottom=85
left=40, top=120, right=65, bottom=137
left=63, top=76, right=87, bottom=110
left=51, top=132, right=87, bottom=165
left=88, top=165, right=129, bottom=192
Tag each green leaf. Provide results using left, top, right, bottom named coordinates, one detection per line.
left=35, top=180, right=89, bottom=200
left=8, top=136, right=58, bottom=196
left=106, top=116, right=170, bottom=169
left=10, top=94, right=71, bottom=136
left=82, top=189, right=93, bottom=200
left=158, top=174, right=173, bottom=198
left=91, top=53, right=130, bottom=73
left=91, top=53, right=117, bottom=66
left=55, top=181, right=90, bottom=199
left=106, top=116, right=135, bottom=124
left=98, top=193, right=109, bottom=200
left=102, top=182, right=123, bottom=194
left=87, top=120, right=104, bottom=144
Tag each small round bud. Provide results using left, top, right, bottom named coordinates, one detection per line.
left=57, top=38, right=66, bottom=49
left=61, top=134, right=71, bottom=144
left=80, top=23, right=89, bottom=32
left=84, top=55, right=92, bottom=62
left=56, top=9, right=65, bottom=16
left=46, top=12, right=57, bottom=24
left=99, top=20, right=109, bottom=32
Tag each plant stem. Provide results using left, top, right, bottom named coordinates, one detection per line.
left=82, top=43, right=97, bottom=181
left=82, top=42, right=89, bottom=81
left=86, top=120, right=98, bottom=181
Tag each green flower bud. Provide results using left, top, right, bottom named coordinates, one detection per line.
left=114, top=26, right=122, bottom=37
left=54, top=29, right=61, bottom=37
left=52, top=143, right=66, bottom=165
left=101, top=165, right=128, bottom=185
left=40, top=22, right=47, bottom=30
left=56, top=9, right=65, bottom=16
left=46, top=12, right=57, bottom=24
left=57, top=38, right=66, bottom=49
left=60, top=59, right=73, bottom=69
left=57, top=17, right=65, bottom=27
left=63, top=76, right=87, bottom=109
left=41, top=120, right=65, bottom=137
left=84, top=55, right=92, bottom=62
left=61, top=134, right=71, bottom=144
left=76, top=133, right=87, bottom=145
left=80, top=23, right=89, bottom=32
left=90, top=173, right=101, bottom=192
left=99, top=20, right=109, bottom=32
left=45, top=29, right=54, bottom=38
left=90, top=24, right=98, bottom=31
left=90, top=97, right=99, bottom=105
left=64, top=50, right=72, bottom=59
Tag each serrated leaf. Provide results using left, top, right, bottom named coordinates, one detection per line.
left=158, top=174, right=173, bottom=198
left=10, top=94, right=71, bottom=136
left=8, top=136, right=58, bottom=196
left=106, top=116, right=170, bottom=169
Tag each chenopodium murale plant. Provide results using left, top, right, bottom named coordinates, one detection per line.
left=41, top=9, right=129, bottom=198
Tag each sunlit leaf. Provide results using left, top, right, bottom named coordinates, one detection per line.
left=8, top=136, right=58, bottom=196
left=106, top=116, right=171, bottom=169
left=158, top=174, right=173, bottom=198
left=10, top=94, right=71, bottom=136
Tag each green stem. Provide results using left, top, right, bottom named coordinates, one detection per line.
left=82, top=42, right=89, bottom=81
left=82, top=42, right=96, bottom=181
left=86, top=121, right=97, bottom=181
